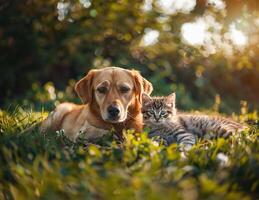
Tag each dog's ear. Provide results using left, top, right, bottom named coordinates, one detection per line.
left=132, top=70, right=153, bottom=104
left=75, top=69, right=97, bottom=104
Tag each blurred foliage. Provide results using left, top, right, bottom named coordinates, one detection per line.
left=0, top=0, right=259, bottom=112
left=0, top=107, right=258, bottom=199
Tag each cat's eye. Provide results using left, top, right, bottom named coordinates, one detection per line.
left=97, top=87, right=108, bottom=94
left=160, top=111, right=166, bottom=116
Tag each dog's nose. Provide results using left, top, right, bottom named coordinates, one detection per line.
left=107, top=105, right=120, bottom=118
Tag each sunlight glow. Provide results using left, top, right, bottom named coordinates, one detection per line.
left=142, top=0, right=153, bottom=11
left=57, top=2, right=70, bottom=21
left=180, top=13, right=249, bottom=56
left=140, top=29, right=160, bottom=46
left=255, top=17, right=259, bottom=28
left=157, top=0, right=196, bottom=15
left=229, top=24, right=248, bottom=46
left=181, top=19, right=206, bottom=45
left=79, top=0, right=91, bottom=8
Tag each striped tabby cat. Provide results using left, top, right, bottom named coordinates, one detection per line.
left=142, top=92, right=246, bottom=149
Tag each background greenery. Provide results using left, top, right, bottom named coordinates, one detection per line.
left=1, top=0, right=258, bottom=112
left=0, top=0, right=259, bottom=199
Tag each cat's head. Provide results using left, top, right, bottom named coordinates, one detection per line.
left=141, top=92, right=177, bottom=125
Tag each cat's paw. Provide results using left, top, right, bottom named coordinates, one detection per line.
left=179, top=143, right=193, bottom=152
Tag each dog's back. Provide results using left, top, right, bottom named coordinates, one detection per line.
left=40, top=102, right=78, bottom=134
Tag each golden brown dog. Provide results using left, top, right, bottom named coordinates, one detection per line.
left=41, top=67, right=153, bottom=141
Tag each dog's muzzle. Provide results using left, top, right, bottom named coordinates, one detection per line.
left=107, top=105, right=120, bottom=120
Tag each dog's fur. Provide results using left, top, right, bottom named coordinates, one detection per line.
left=41, top=67, right=153, bottom=141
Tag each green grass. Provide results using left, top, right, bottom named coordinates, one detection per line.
left=0, top=107, right=258, bottom=200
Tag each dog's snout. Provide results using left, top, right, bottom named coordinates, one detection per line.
left=107, top=105, right=120, bottom=118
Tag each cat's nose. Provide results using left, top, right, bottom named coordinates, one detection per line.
left=154, top=117, right=160, bottom=122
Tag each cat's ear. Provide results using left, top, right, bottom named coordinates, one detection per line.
left=142, top=93, right=152, bottom=105
left=166, top=93, right=176, bottom=107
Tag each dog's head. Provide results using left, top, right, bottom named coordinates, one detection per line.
left=75, top=67, right=153, bottom=123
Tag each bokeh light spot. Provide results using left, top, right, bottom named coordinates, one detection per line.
left=140, top=29, right=160, bottom=46
left=156, top=0, right=196, bottom=15
left=229, top=24, right=248, bottom=46
left=181, top=19, right=206, bottom=46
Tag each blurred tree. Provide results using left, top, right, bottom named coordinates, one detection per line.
left=0, top=0, right=258, bottom=111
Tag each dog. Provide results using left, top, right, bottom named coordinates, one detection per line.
left=40, top=67, right=153, bottom=141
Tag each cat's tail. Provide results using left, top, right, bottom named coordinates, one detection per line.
left=217, top=118, right=248, bottom=138
left=226, top=118, right=248, bottom=132
left=236, top=123, right=248, bottom=133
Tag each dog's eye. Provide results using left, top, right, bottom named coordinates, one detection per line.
left=97, top=87, right=108, bottom=94
left=120, top=86, right=130, bottom=93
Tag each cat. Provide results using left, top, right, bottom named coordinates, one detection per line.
left=141, top=92, right=246, bottom=149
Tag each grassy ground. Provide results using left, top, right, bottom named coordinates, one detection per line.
left=0, top=107, right=258, bottom=200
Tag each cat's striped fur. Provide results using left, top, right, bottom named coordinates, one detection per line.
left=142, top=93, right=246, bottom=148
